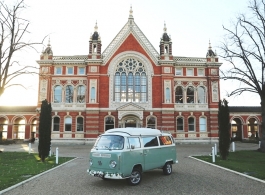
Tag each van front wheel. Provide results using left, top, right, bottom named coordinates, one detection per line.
left=163, top=162, right=172, bottom=175
left=127, top=168, right=142, bottom=186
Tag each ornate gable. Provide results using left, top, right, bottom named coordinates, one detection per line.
left=102, top=7, right=159, bottom=64
left=117, top=102, right=144, bottom=120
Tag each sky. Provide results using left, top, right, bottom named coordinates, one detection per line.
left=0, top=0, right=261, bottom=106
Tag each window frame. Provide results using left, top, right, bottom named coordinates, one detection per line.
left=53, top=116, right=60, bottom=131
left=199, top=117, right=207, bottom=132
left=198, top=68, right=204, bottom=76
left=186, top=68, right=194, bottom=76
left=188, top=117, right=195, bottom=132
left=55, top=67, right=62, bottom=75
left=76, top=117, right=84, bottom=132
left=175, top=68, right=183, bottom=76
left=78, top=67, right=85, bottom=75
left=67, top=67, right=74, bottom=75
left=176, top=117, right=184, bottom=131
left=64, top=116, right=72, bottom=131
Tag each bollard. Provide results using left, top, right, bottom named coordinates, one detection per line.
left=214, top=143, right=217, bottom=156
left=212, top=147, right=215, bottom=163
left=231, top=142, right=235, bottom=152
left=259, top=141, right=261, bottom=148
left=29, top=143, right=31, bottom=154
left=56, top=147, right=59, bottom=164
left=49, top=146, right=51, bottom=157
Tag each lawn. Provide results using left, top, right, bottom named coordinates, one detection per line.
left=193, top=150, right=265, bottom=180
left=0, top=152, right=73, bottom=191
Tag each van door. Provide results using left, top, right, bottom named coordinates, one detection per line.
left=142, top=136, right=161, bottom=170
left=123, top=137, right=143, bottom=176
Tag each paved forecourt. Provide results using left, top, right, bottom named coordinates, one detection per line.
left=0, top=142, right=265, bottom=195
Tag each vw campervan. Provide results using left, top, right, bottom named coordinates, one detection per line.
left=87, top=128, right=178, bottom=185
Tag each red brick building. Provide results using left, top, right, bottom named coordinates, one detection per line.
left=0, top=8, right=261, bottom=143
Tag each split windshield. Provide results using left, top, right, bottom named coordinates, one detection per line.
left=94, top=135, right=124, bottom=150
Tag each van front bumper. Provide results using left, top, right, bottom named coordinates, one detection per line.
left=87, top=169, right=123, bottom=179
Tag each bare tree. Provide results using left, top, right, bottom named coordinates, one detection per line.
left=0, top=0, right=45, bottom=97
left=220, top=0, right=265, bottom=152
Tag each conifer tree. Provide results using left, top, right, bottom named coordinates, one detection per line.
left=38, top=99, right=52, bottom=162
left=218, top=99, right=230, bottom=160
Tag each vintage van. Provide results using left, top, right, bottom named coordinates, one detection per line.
left=87, top=128, right=178, bottom=185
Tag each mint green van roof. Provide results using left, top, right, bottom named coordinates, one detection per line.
left=105, top=128, right=168, bottom=136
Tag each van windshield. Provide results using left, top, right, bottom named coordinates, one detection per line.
left=94, top=135, right=124, bottom=150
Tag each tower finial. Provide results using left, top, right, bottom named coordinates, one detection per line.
left=94, top=21, right=98, bottom=32
left=208, top=39, right=212, bottom=50
left=164, top=21, right=167, bottom=33
left=129, top=5, right=133, bottom=19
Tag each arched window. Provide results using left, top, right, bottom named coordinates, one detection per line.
left=175, top=86, right=183, bottom=103
left=176, top=117, right=183, bottom=131
left=77, top=85, right=85, bottom=103
left=65, top=85, right=74, bottom=103
left=198, top=86, right=206, bottom=103
left=90, top=87, right=95, bottom=102
left=248, top=118, right=258, bottom=138
left=187, top=86, right=194, bottom=103
left=147, top=116, right=156, bottom=129
left=76, top=117, right=84, bottom=131
left=188, top=117, right=195, bottom=131
left=114, top=58, right=147, bottom=102
left=65, top=117, right=72, bottom=131
left=199, top=117, right=206, bottom=132
left=13, top=118, right=25, bottom=139
left=166, top=88, right=170, bottom=103
left=0, top=118, right=8, bottom=139
left=54, top=85, right=62, bottom=103
left=53, top=117, right=60, bottom=131
left=105, top=117, right=114, bottom=131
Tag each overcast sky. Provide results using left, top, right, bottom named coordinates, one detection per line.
left=0, top=0, right=261, bottom=106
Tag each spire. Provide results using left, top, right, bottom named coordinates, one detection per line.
left=164, top=21, right=167, bottom=33
left=162, top=22, right=170, bottom=42
left=208, top=40, right=212, bottom=50
left=43, top=37, right=53, bottom=55
left=129, top=5, right=133, bottom=19
left=94, top=21, right=98, bottom=32
left=92, top=21, right=99, bottom=40
left=206, top=40, right=216, bottom=57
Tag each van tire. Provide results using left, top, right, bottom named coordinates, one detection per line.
left=163, top=162, right=172, bottom=175
left=127, top=168, right=142, bottom=186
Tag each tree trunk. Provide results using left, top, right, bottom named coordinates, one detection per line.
left=260, top=94, right=265, bottom=152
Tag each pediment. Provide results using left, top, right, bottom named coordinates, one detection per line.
left=117, top=102, right=145, bottom=111
left=102, top=18, right=159, bottom=64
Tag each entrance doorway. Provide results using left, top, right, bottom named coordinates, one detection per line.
left=120, top=115, right=142, bottom=128
left=125, top=119, right=137, bottom=127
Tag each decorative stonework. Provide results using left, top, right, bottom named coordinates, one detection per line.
left=117, top=102, right=144, bottom=120
left=39, top=80, right=48, bottom=101
left=108, top=51, right=153, bottom=110
left=211, top=69, right=218, bottom=75
left=211, top=81, right=219, bottom=102
left=91, top=66, right=97, bottom=72
left=164, top=67, right=170, bottom=73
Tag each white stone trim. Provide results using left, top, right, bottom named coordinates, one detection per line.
left=108, top=51, right=153, bottom=110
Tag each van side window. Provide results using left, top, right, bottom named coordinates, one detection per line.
left=128, top=137, right=141, bottom=148
left=159, top=136, right=172, bottom=145
left=143, top=136, right=159, bottom=147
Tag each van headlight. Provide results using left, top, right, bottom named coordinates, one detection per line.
left=109, top=160, right=117, bottom=168
left=89, top=159, right=93, bottom=166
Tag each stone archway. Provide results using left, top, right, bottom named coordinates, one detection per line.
left=119, top=115, right=142, bottom=128
left=231, top=118, right=243, bottom=141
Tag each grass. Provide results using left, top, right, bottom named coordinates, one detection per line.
left=0, top=152, right=73, bottom=191
left=194, top=150, right=265, bottom=180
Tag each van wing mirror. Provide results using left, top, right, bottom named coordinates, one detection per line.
left=130, top=145, right=135, bottom=149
